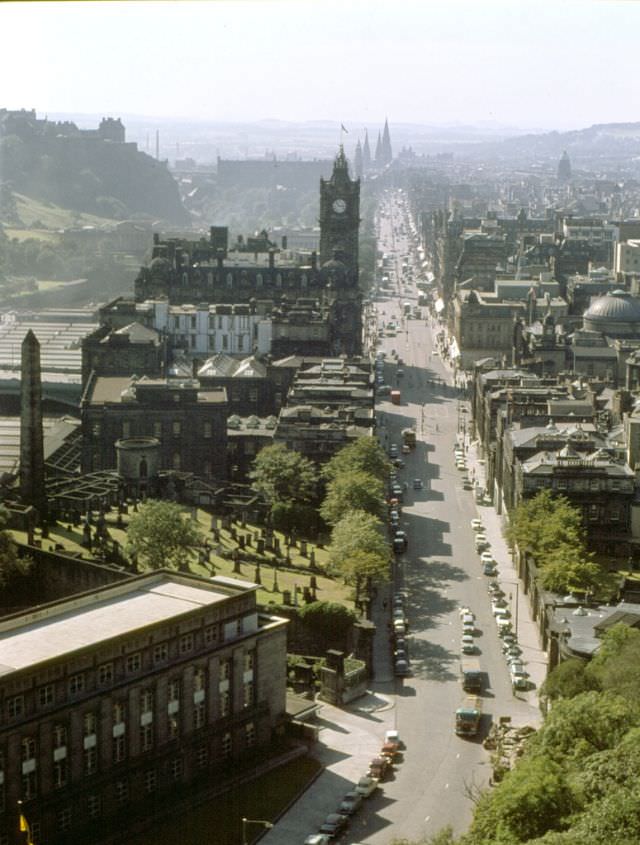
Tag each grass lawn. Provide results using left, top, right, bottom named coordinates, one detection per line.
left=7, top=192, right=116, bottom=230
left=128, top=755, right=322, bottom=845
left=4, top=227, right=60, bottom=243
left=15, top=507, right=355, bottom=610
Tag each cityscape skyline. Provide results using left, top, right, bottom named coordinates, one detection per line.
left=2, top=0, right=639, bottom=130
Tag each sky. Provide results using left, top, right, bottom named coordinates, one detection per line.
left=2, top=0, right=640, bottom=131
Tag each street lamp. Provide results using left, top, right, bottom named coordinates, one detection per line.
left=242, top=817, right=273, bottom=845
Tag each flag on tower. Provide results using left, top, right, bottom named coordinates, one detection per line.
left=341, top=123, right=348, bottom=134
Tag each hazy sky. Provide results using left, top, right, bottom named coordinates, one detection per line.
left=3, top=0, right=639, bottom=130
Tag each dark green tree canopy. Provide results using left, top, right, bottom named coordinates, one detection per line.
left=250, top=443, right=318, bottom=506
left=125, top=500, right=203, bottom=572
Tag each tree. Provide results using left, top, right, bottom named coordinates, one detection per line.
left=323, top=438, right=390, bottom=482
left=538, top=544, right=600, bottom=594
left=466, top=755, right=573, bottom=844
left=0, top=507, right=31, bottom=586
left=320, top=469, right=386, bottom=526
left=340, top=549, right=390, bottom=602
left=298, top=601, right=358, bottom=651
left=327, top=510, right=389, bottom=576
left=250, top=443, right=318, bottom=506
left=540, top=658, right=595, bottom=703
left=125, top=500, right=203, bottom=572
left=586, top=623, right=640, bottom=701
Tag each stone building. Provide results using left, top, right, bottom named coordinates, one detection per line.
left=80, top=376, right=228, bottom=479
left=452, top=290, right=526, bottom=369
left=0, top=569, right=287, bottom=845
left=81, top=323, right=165, bottom=387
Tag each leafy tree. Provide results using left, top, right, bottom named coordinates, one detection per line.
left=323, top=438, right=390, bottom=482
left=390, top=829, right=456, bottom=845
left=529, top=691, right=640, bottom=765
left=270, top=502, right=321, bottom=536
left=0, top=507, right=32, bottom=585
left=327, top=510, right=389, bottom=576
left=538, top=544, right=600, bottom=594
left=466, top=755, right=573, bottom=843
left=250, top=443, right=318, bottom=506
left=540, top=658, right=594, bottom=703
left=340, top=549, right=390, bottom=602
left=586, top=623, right=640, bottom=701
left=125, top=500, right=203, bottom=572
left=320, top=469, right=385, bottom=525
left=297, top=601, right=358, bottom=651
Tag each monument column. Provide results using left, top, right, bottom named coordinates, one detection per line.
left=20, top=329, right=47, bottom=521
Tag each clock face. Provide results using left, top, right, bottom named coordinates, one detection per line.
left=332, top=198, right=347, bottom=214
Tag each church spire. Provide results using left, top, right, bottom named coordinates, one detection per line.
left=362, top=130, right=371, bottom=170
left=354, top=139, right=363, bottom=181
left=381, top=118, right=392, bottom=165
left=374, top=130, right=382, bottom=164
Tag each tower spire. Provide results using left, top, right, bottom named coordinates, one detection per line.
left=381, top=118, right=392, bottom=165
left=362, top=130, right=371, bottom=171
left=374, top=130, right=382, bottom=164
left=20, top=330, right=47, bottom=521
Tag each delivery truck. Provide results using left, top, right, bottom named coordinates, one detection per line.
left=455, top=697, right=482, bottom=737
left=461, top=657, right=483, bottom=693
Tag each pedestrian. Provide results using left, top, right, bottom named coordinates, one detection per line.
left=382, top=599, right=388, bottom=611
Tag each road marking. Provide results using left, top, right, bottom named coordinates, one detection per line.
left=456, top=753, right=461, bottom=759
left=424, top=816, right=430, bottom=822
left=445, top=783, right=449, bottom=789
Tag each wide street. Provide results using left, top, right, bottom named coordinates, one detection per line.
left=263, top=191, right=542, bottom=845
left=351, top=194, right=539, bottom=842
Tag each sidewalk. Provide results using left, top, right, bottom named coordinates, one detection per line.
left=260, top=694, right=395, bottom=844
left=463, top=436, right=547, bottom=713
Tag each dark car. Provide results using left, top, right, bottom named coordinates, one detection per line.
left=393, top=537, right=405, bottom=555
left=393, top=529, right=408, bottom=550
left=319, top=813, right=349, bottom=839
left=394, top=657, right=411, bottom=677
left=412, top=478, right=423, bottom=490
left=338, top=791, right=363, bottom=816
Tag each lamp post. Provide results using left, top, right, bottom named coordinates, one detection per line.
left=242, top=817, right=273, bottom=845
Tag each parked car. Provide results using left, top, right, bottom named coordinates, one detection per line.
left=461, top=634, right=476, bottom=654
left=401, top=444, right=411, bottom=454
left=354, top=775, right=379, bottom=798
left=510, top=662, right=529, bottom=690
left=305, top=836, right=331, bottom=845
left=463, top=478, right=473, bottom=490
left=413, top=478, right=423, bottom=489
left=338, top=791, right=363, bottom=816
left=393, top=458, right=405, bottom=468
left=385, top=729, right=402, bottom=747
left=483, top=562, right=497, bottom=576
left=394, top=657, right=411, bottom=677
left=393, top=619, right=407, bottom=636
left=480, top=552, right=494, bottom=567
left=475, top=534, right=489, bottom=551
left=389, top=444, right=398, bottom=457
left=462, top=613, right=476, bottom=634
left=318, top=814, right=349, bottom=839
left=369, top=756, right=392, bottom=780
left=393, top=530, right=408, bottom=550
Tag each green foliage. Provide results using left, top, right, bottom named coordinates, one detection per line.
left=320, top=469, right=385, bottom=525
left=529, top=691, right=640, bottom=765
left=125, top=500, right=203, bottom=572
left=389, top=828, right=456, bottom=845
left=323, top=437, right=390, bottom=482
left=540, top=658, right=595, bottom=703
left=327, top=510, right=389, bottom=575
left=586, top=623, right=640, bottom=701
left=507, top=490, right=600, bottom=594
left=0, top=507, right=32, bottom=585
left=250, top=444, right=318, bottom=506
left=297, top=601, right=358, bottom=650
left=270, top=502, right=321, bottom=535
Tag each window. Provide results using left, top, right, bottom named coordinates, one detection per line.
left=256, top=273, right=263, bottom=288
left=53, top=759, right=68, bottom=789
left=243, top=681, right=254, bottom=709
left=87, top=794, right=101, bottom=819
left=115, top=779, right=129, bottom=806
left=203, top=422, right=212, bottom=439
left=144, top=770, right=157, bottom=794
left=244, top=651, right=255, bottom=672
left=83, top=712, right=97, bottom=736
left=141, top=690, right=154, bottom=714
left=194, top=668, right=206, bottom=691
left=98, top=662, right=113, bottom=685
left=204, top=625, right=218, bottom=646
left=84, top=747, right=97, bottom=776
left=92, top=422, right=101, bottom=438
left=219, top=690, right=231, bottom=718
left=168, top=680, right=181, bottom=704
left=194, top=701, right=206, bottom=729
left=69, top=673, right=85, bottom=696
left=38, top=685, right=54, bottom=708
left=220, top=659, right=231, bottom=681
left=126, top=653, right=141, bottom=673
left=170, top=758, right=183, bottom=781
left=153, top=421, right=162, bottom=438
left=222, top=334, right=229, bottom=350
left=21, top=737, right=36, bottom=762
left=221, top=732, right=232, bottom=759
left=196, top=745, right=208, bottom=769
left=172, top=420, right=181, bottom=436
left=226, top=273, right=233, bottom=288
left=140, top=723, right=154, bottom=753
left=7, top=695, right=24, bottom=719
left=173, top=452, right=181, bottom=470
left=113, top=702, right=126, bottom=724
left=179, top=633, right=194, bottom=654
left=57, top=808, right=71, bottom=832
left=245, top=722, right=256, bottom=748
left=191, top=315, right=197, bottom=330
left=122, top=421, right=131, bottom=438
left=237, top=335, right=244, bottom=351
left=53, top=724, right=67, bottom=748
left=154, top=643, right=169, bottom=664
left=248, top=388, right=258, bottom=404
left=113, top=735, right=126, bottom=763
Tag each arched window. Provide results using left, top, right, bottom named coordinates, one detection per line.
left=173, top=452, right=181, bottom=470
left=226, top=273, right=233, bottom=288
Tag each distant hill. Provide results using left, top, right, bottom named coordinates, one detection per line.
left=497, top=122, right=640, bottom=161
left=0, top=110, right=190, bottom=224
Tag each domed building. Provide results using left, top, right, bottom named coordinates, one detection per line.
left=583, top=290, right=640, bottom=338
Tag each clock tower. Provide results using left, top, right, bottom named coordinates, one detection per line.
left=319, top=146, right=360, bottom=279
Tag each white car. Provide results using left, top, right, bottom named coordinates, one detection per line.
left=475, top=534, right=489, bottom=551
left=354, top=775, right=379, bottom=798
left=462, top=614, right=476, bottom=634
left=470, top=518, right=483, bottom=532
left=305, top=836, right=331, bottom=845
left=480, top=552, right=495, bottom=567
left=510, top=662, right=529, bottom=690
left=492, top=600, right=509, bottom=616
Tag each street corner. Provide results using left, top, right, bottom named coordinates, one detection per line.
left=348, top=690, right=396, bottom=715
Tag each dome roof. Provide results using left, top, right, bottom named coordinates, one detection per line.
left=322, top=257, right=347, bottom=273
left=149, top=256, right=172, bottom=275
left=584, top=291, right=640, bottom=323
